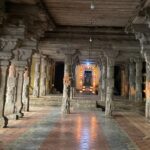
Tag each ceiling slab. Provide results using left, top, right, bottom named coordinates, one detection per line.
left=44, top=0, right=140, bottom=27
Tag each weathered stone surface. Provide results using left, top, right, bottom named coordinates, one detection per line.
left=22, top=67, right=30, bottom=111
left=40, top=56, right=47, bottom=96
left=135, top=58, right=142, bottom=102
left=105, top=56, right=115, bottom=117
left=5, top=64, right=17, bottom=116
left=129, top=58, right=136, bottom=101
left=33, top=54, right=40, bottom=97
left=0, top=60, right=9, bottom=128
left=61, top=54, right=72, bottom=114
left=144, top=52, right=150, bottom=120
left=100, top=57, right=107, bottom=102
left=12, top=61, right=27, bottom=119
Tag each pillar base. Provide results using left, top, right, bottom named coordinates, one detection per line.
left=16, top=112, right=24, bottom=120
left=0, top=116, right=8, bottom=128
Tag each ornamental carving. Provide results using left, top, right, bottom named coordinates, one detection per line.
left=63, top=73, right=71, bottom=87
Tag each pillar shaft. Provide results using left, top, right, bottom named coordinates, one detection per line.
left=0, top=61, right=9, bottom=128
left=101, top=62, right=107, bottom=101
left=129, top=59, right=136, bottom=101
left=105, top=57, right=114, bottom=117
left=62, top=54, right=72, bottom=114
left=144, top=53, right=150, bottom=119
left=22, top=68, right=30, bottom=111
left=135, top=58, right=142, bottom=102
left=15, top=63, right=26, bottom=119
left=124, top=64, right=129, bottom=97
left=46, top=60, right=52, bottom=94
left=33, top=54, right=40, bottom=97
left=40, top=56, right=47, bottom=96
left=5, top=64, right=17, bottom=117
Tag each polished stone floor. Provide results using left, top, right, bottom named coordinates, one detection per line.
left=0, top=106, right=150, bottom=150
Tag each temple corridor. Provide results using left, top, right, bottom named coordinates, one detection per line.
left=1, top=0, right=150, bottom=149
left=0, top=96, right=150, bottom=150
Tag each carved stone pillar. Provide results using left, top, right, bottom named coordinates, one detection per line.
left=0, top=60, right=9, bottom=128
left=144, top=52, right=150, bottom=119
left=22, top=67, right=30, bottom=111
left=105, top=57, right=115, bottom=117
left=40, top=56, right=47, bottom=96
left=101, top=59, right=107, bottom=101
left=135, top=58, right=143, bottom=102
left=61, top=54, right=72, bottom=114
left=13, top=61, right=27, bottom=119
left=33, top=54, right=40, bottom=97
left=5, top=64, right=17, bottom=118
left=129, top=59, right=136, bottom=101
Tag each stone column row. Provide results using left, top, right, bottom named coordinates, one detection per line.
left=32, top=54, right=52, bottom=98
left=99, top=54, right=143, bottom=117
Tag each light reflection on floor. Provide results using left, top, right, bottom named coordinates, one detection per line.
left=76, top=115, right=99, bottom=150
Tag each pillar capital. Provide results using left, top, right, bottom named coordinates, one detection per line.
left=134, top=57, right=143, bottom=63
left=0, top=38, right=19, bottom=52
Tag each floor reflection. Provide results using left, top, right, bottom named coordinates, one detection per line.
left=76, top=115, right=98, bottom=150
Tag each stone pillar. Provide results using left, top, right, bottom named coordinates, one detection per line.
left=135, top=58, right=143, bottom=102
left=101, top=60, right=107, bottom=101
left=129, top=59, right=136, bottom=101
left=22, top=67, right=30, bottom=111
left=14, top=61, right=27, bottom=119
left=46, top=59, right=52, bottom=95
left=0, top=60, right=9, bottom=128
left=105, top=57, right=115, bottom=117
left=33, top=54, right=40, bottom=97
left=40, top=56, right=47, bottom=96
left=61, top=54, right=72, bottom=114
left=144, top=53, right=150, bottom=119
left=124, top=64, right=129, bottom=98
left=121, top=66, right=125, bottom=96
left=5, top=64, right=17, bottom=118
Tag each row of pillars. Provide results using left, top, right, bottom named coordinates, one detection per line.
left=0, top=53, right=54, bottom=128
left=99, top=57, right=143, bottom=117
left=32, top=54, right=53, bottom=98
left=0, top=59, right=30, bottom=127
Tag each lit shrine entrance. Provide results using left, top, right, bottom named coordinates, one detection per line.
left=75, top=64, right=100, bottom=94
left=84, top=70, right=92, bottom=87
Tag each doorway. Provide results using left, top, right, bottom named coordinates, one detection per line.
left=54, top=62, right=64, bottom=93
left=84, top=70, right=92, bottom=87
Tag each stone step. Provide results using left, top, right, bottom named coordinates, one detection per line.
left=30, top=96, right=98, bottom=110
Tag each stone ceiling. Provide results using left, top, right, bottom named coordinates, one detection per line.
left=44, top=0, right=140, bottom=27
left=7, top=0, right=141, bottom=27
left=5, top=0, right=143, bottom=63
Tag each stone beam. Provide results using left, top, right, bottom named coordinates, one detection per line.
left=36, top=0, right=56, bottom=30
